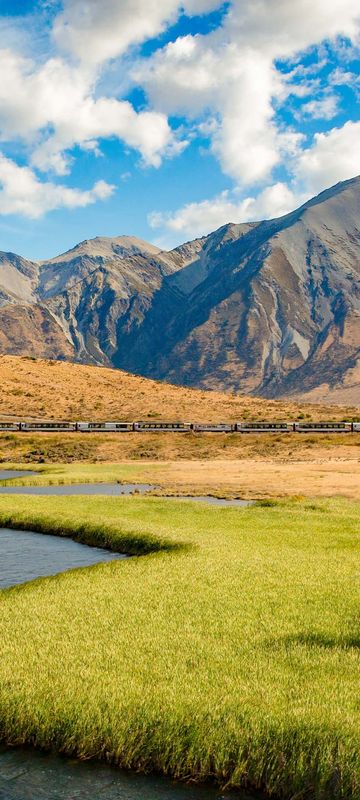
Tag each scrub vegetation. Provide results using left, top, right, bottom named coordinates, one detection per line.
left=0, top=354, right=358, bottom=423
left=1, top=430, right=360, bottom=467
left=1, top=494, right=360, bottom=797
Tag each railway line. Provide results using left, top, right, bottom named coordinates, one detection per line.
left=0, top=421, right=359, bottom=433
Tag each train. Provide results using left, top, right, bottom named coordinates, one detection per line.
left=0, top=420, right=359, bottom=433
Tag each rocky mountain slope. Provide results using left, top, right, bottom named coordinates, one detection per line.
left=0, top=177, right=359, bottom=402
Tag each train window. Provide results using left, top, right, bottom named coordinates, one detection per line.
left=241, top=423, right=287, bottom=429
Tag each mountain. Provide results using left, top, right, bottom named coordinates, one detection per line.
left=0, top=177, right=359, bottom=403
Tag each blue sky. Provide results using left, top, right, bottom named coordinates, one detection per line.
left=0, top=0, right=359, bottom=260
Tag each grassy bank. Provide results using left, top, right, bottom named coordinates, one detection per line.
left=2, top=452, right=360, bottom=501
left=1, top=495, right=360, bottom=796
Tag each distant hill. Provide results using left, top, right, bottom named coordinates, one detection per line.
left=0, top=355, right=356, bottom=422
left=0, top=177, right=359, bottom=403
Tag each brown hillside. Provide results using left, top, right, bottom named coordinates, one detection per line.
left=0, top=355, right=358, bottom=422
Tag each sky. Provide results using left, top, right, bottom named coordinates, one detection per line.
left=0, top=0, right=359, bottom=260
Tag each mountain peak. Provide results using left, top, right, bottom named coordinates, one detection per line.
left=43, top=234, right=162, bottom=265
left=0, top=175, right=359, bottom=404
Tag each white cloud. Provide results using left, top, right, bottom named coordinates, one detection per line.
left=330, top=66, right=360, bottom=86
left=53, top=0, right=223, bottom=66
left=224, top=0, right=360, bottom=58
left=135, top=36, right=285, bottom=185
left=0, top=49, right=183, bottom=176
left=298, top=95, right=339, bottom=121
left=32, top=98, right=181, bottom=174
left=0, top=0, right=359, bottom=222
left=0, top=153, right=115, bottom=218
left=149, top=182, right=299, bottom=240
left=295, top=120, right=360, bottom=194
left=135, top=0, right=360, bottom=187
left=150, top=116, right=360, bottom=244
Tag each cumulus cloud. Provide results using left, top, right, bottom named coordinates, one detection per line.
left=54, top=0, right=223, bottom=66
left=149, top=117, right=360, bottom=243
left=149, top=183, right=300, bottom=240
left=0, top=153, right=114, bottom=218
left=224, top=0, right=360, bottom=58
left=0, top=0, right=359, bottom=221
left=141, top=0, right=360, bottom=242
left=32, top=98, right=180, bottom=174
left=135, top=0, right=360, bottom=188
left=0, top=50, right=181, bottom=176
left=295, top=120, right=360, bottom=194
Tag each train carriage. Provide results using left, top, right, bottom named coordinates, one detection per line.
left=134, top=421, right=191, bottom=432
left=20, top=421, right=77, bottom=431
left=236, top=422, right=292, bottom=433
left=352, top=422, right=360, bottom=432
left=192, top=423, right=235, bottom=432
left=77, top=422, right=133, bottom=432
left=0, top=421, right=21, bottom=431
left=294, top=422, right=352, bottom=433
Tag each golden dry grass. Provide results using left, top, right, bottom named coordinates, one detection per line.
left=0, top=354, right=358, bottom=422
left=1, top=433, right=360, bottom=500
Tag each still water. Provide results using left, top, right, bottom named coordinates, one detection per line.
left=0, top=482, right=154, bottom=496
left=0, top=474, right=251, bottom=506
left=0, top=747, right=245, bottom=800
left=0, top=528, right=126, bottom=589
left=0, top=470, right=37, bottom=480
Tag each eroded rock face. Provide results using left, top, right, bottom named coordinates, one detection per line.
left=0, top=178, right=359, bottom=402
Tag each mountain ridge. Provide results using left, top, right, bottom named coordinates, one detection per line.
left=0, top=175, right=359, bottom=403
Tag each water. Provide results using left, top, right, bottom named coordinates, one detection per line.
left=0, top=482, right=154, bottom=496
left=0, top=470, right=253, bottom=507
left=0, top=469, right=37, bottom=481
left=0, top=528, right=126, bottom=589
left=0, top=471, right=251, bottom=506
left=0, top=747, right=245, bottom=800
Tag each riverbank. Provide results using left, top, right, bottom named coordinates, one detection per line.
left=1, top=453, right=360, bottom=500
left=1, top=494, right=360, bottom=796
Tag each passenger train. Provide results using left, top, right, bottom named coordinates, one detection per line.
left=0, top=420, right=359, bottom=433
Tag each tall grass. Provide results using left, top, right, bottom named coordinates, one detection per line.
left=0, top=495, right=360, bottom=797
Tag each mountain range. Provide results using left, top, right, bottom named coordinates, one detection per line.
left=0, top=175, right=359, bottom=403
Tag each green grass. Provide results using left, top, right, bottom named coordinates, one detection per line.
left=0, top=461, right=161, bottom=486
left=1, top=495, right=360, bottom=797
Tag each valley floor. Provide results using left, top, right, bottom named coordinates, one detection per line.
left=1, top=430, right=360, bottom=500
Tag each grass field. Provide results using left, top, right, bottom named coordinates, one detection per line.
left=1, top=494, right=360, bottom=797
left=2, top=444, right=360, bottom=500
